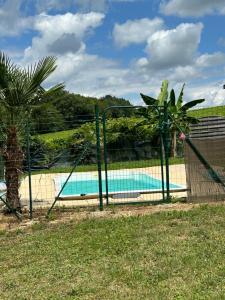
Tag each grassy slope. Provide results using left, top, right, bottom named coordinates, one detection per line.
left=38, top=128, right=77, bottom=143
left=189, top=105, right=225, bottom=118
left=0, top=205, right=225, bottom=299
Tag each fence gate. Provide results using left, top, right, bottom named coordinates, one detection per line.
left=101, top=105, right=172, bottom=206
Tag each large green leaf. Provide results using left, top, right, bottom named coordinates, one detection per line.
left=181, top=99, right=205, bottom=111
left=177, top=83, right=185, bottom=109
left=168, top=89, right=176, bottom=107
left=158, top=80, right=168, bottom=105
left=140, top=93, right=157, bottom=106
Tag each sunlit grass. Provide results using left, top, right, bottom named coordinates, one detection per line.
left=0, top=204, right=225, bottom=299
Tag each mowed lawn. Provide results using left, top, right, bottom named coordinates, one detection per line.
left=0, top=205, right=225, bottom=299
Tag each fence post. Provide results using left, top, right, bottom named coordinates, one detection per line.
left=0, top=155, right=4, bottom=181
left=26, top=121, right=33, bottom=219
left=95, top=105, right=103, bottom=211
left=163, top=103, right=170, bottom=201
left=159, top=108, right=165, bottom=201
left=102, top=113, right=109, bottom=205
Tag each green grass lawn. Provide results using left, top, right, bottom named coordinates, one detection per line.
left=38, top=128, right=77, bottom=143
left=0, top=204, right=225, bottom=299
left=32, top=157, right=184, bottom=174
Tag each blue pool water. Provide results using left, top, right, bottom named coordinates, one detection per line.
left=61, top=174, right=181, bottom=196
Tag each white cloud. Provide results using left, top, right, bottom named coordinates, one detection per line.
left=144, top=23, right=203, bottom=69
left=196, top=52, right=225, bottom=68
left=169, top=66, right=201, bottom=82
left=47, top=52, right=130, bottom=96
left=0, top=0, right=33, bottom=36
left=23, top=12, right=105, bottom=60
left=34, top=0, right=73, bottom=13
left=186, top=83, right=225, bottom=106
left=160, top=0, right=225, bottom=17
left=0, top=0, right=137, bottom=37
left=113, top=18, right=164, bottom=47
left=4, top=5, right=223, bottom=108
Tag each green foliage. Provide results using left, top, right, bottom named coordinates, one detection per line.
left=167, top=87, right=205, bottom=132
left=31, top=103, right=65, bottom=133
left=98, top=95, right=133, bottom=117
left=34, top=117, right=157, bottom=166
left=158, top=79, right=169, bottom=105
left=0, top=52, right=64, bottom=126
left=29, top=91, right=134, bottom=133
left=52, top=91, right=95, bottom=129
left=140, top=81, right=205, bottom=157
left=140, top=80, right=205, bottom=132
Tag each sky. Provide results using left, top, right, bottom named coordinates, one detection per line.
left=1, top=0, right=225, bottom=106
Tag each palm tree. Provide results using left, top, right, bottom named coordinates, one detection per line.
left=140, top=80, right=205, bottom=157
left=0, top=52, right=64, bottom=212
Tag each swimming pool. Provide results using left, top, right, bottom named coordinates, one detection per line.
left=54, top=171, right=183, bottom=198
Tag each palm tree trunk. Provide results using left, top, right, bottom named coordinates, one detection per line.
left=3, top=126, right=24, bottom=212
left=170, top=130, right=177, bottom=158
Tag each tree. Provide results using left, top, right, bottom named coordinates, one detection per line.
left=31, top=103, right=65, bottom=133
left=140, top=80, right=205, bottom=157
left=0, top=52, right=64, bottom=212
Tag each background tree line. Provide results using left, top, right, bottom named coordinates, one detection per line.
left=30, top=91, right=134, bottom=133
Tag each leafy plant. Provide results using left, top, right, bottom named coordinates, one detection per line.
left=140, top=80, right=205, bottom=157
left=0, top=52, right=64, bottom=212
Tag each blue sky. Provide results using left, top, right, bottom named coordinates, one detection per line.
left=1, top=0, right=225, bottom=106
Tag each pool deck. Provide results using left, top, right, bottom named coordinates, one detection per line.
left=19, top=164, right=186, bottom=209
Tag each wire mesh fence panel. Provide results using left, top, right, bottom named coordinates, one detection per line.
left=20, top=113, right=104, bottom=213
left=102, top=106, right=170, bottom=205
left=166, top=140, right=187, bottom=202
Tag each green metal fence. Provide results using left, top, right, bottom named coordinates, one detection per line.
left=0, top=104, right=225, bottom=219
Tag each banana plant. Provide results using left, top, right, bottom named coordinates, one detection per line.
left=140, top=80, right=205, bottom=157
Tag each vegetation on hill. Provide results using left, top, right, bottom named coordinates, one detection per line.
left=31, top=92, right=133, bottom=133
left=189, top=105, right=225, bottom=118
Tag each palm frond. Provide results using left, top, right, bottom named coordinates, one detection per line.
left=30, top=83, right=65, bottom=105
left=0, top=52, right=19, bottom=89
left=24, top=56, right=58, bottom=99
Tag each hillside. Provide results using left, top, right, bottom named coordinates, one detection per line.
left=38, top=105, right=225, bottom=142
left=189, top=105, right=225, bottom=118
